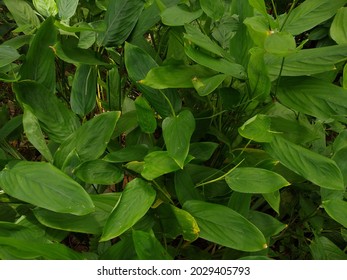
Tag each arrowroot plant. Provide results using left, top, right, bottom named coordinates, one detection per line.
left=0, top=0, right=346, bottom=260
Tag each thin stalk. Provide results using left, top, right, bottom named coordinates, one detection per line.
left=280, top=0, right=298, bottom=32
left=273, top=57, right=286, bottom=98
left=195, top=159, right=244, bottom=187
left=159, top=89, right=176, bottom=117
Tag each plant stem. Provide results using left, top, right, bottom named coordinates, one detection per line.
left=280, top=0, right=298, bottom=32
left=195, top=159, right=244, bottom=187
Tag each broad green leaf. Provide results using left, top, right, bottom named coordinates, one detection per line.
left=161, top=5, right=203, bottom=26
left=225, top=167, right=290, bottom=193
left=2, top=35, right=31, bottom=49
left=310, top=236, right=347, bottom=260
left=244, top=15, right=271, bottom=47
left=70, top=64, right=97, bottom=116
left=100, top=178, right=156, bottom=241
left=162, top=110, right=195, bottom=168
left=74, top=160, right=123, bottom=185
left=228, top=192, right=251, bottom=217
left=344, top=63, right=347, bottom=89
left=249, top=0, right=268, bottom=17
left=185, top=44, right=246, bottom=79
left=140, top=64, right=211, bottom=89
left=248, top=48, right=271, bottom=101
left=200, top=0, right=224, bottom=20
left=23, top=105, right=53, bottom=162
left=107, top=67, right=121, bottom=110
left=34, top=193, right=121, bottom=235
left=54, top=111, right=120, bottom=169
left=183, top=200, right=267, bottom=252
left=184, top=24, right=228, bottom=58
left=156, top=203, right=199, bottom=241
left=20, top=17, right=57, bottom=93
left=189, top=142, right=218, bottom=162
left=3, top=0, right=40, bottom=34
left=265, top=45, right=347, bottom=79
left=54, top=21, right=106, bottom=33
left=282, top=0, right=347, bottom=35
left=141, top=151, right=181, bottom=180
left=98, top=0, right=144, bottom=46
left=33, top=0, right=58, bottom=17
left=330, top=7, right=347, bottom=45
left=135, top=96, right=157, bottom=134
left=124, top=42, right=181, bottom=117
left=264, top=31, right=296, bottom=57
left=0, top=161, right=94, bottom=215
left=54, top=38, right=109, bottom=66
left=0, top=237, right=83, bottom=260
left=0, top=115, right=22, bottom=141
left=264, top=135, right=345, bottom=190
left=100, top=235, right=137, bottom=260
left=332, top=147, right=347, bottom=184
left=56, top=0, right=79, bottom=20
left=174, top=170, right=203, bottom=205
left=247, top=211, right=287, bottom=238
left=263, top=191, right=280, bottom=215
left=0, top=45, right=20, bottom=68
left=276, top=77, right=347, bottom=123
left=13, top=81, right=80, bottom=143
left=239, top=114, right=274, bottom=142
left=114, top=110, right=138, bottom=137
left=322, top=200, right=347, bottom=228
left=192, top=74, right=227, bottom=96
left=132, top=230, right=172, bottom=260
left=104, top=144, right=149, bottom=163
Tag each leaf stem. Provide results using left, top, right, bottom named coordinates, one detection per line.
left=195, top=159, right=244, bottom=187
left=159, top=89, right=176, bottom=117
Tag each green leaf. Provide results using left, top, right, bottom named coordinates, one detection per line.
left=141, top=151, right=181, bottom=180
left=264, top=135, right=345, bottom=190
left=225, top=167, right=290, bottom=194
left=124, top=42, right=181, bottom=117
left=34, top=193, right=121, bottom=235
left=19, top=17, right=57, bottom=93
left=156, top=203, right=199, bottom=241
left=100, top=235, right=137, bottom=260
left=100, top=178, right=156, bottom=241
left=265, top=44, right=347, bottom=78
left=162, top=110, right=195, bottom=168
left=33, top=0, right=58, bottom=17
left=98, top=0, right=144, bottom=46
left=276, top=77, right=347, bottom=122
left=189, top=142, right=218, bottom=162
left=54, top=38, right=109, bottom=65
left=70, top=64, right=97, bottom=116
left=310, top=236, right=347, bottom=260
left=249, top=0, right=268, bottom=17
left=104, top=144, right=149, bottom=163
left=200, top=0, right=224, bottom=20
left=192, top=74, right=227, bottom=96
left=174, top=170, right=204, bottom=205
left=54, top=111, right=120, bottom=169
left=264, top=31, right=296, bottom=57
left=0, top=115, right=23, bottom=141
left=14, top=81, right=80, bottom=143
left=247, top=211, right=287, bottom=238
left=161, top=5, right=203, bottom=26
left=247, top=48, right=271, bottom=101
left=140, top=64, right=211, bottom=89
left=322, top=200, right=347, bottom=228
left=282, top=0, right=347, bottom=35
left=74, top=160, right=123, bottom=185
left=185, top=44, right=246, bottom=79
left=239, top=114, right=274, bottom=142
left=56, top=0, right=79, bottom=20
left=135, top=96, right=157, bottom=134
left=184, top=24, right=228, bottom=58
left=330, top=7, right=347, bottom=45
left=3, top=0, right=40, bottom=34
left=183, top=200, right=267, bottom=252
left=263, top=191, right=280, bottom=214
left=23, top=105, right=53, bottom=162
left=0, top=237, right=84, bottom=260
left=0, top=161, right=94, bottom=215
left=132, top=230, right=172, bottom=260
left=0, top=45, right=20, bottom=68
left=332, top=147, right=347, bottom=184
left=343, top=63, right=347, bottom=89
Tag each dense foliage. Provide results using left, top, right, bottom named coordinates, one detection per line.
left=0, top=0, right=346, bottom=260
